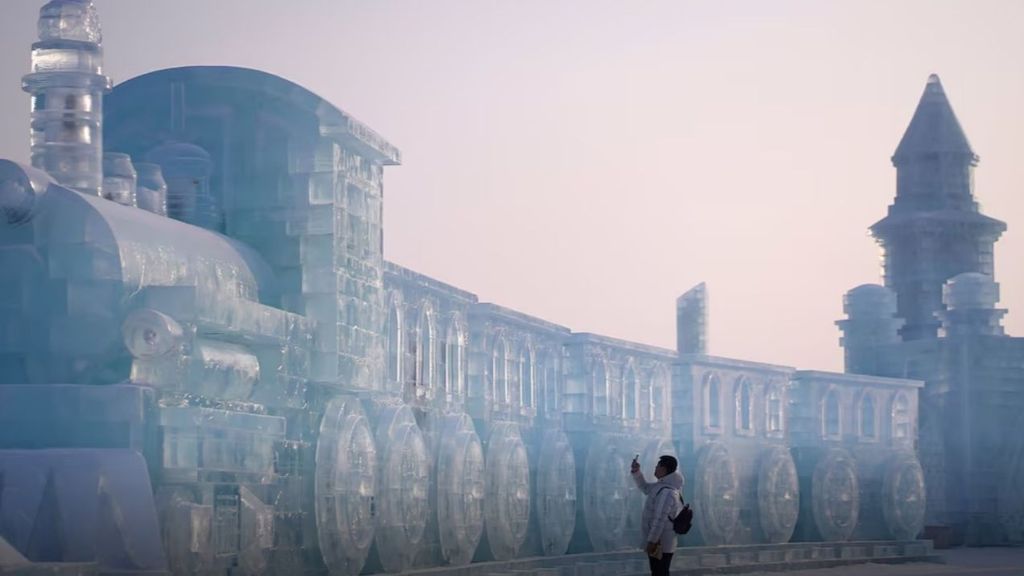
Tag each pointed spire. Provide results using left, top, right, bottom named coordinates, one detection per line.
left=892, top=74, right=976, bottom=164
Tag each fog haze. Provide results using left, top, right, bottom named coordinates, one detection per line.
left=2, top=0, right=1022, bottom=370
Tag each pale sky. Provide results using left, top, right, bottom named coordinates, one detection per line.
left=1, top=0, right=1022, bottom=371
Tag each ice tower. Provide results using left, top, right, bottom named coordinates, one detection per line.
left=841, top=75, right=1024, bottom=546
left=870, top=74, right=1006, bottom=341
left=22, top=0, right=111, bottom=196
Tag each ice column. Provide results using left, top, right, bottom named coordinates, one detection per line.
left=676, top=282, right=707, bottom=355
left=22, top=0, right=111, bottom=196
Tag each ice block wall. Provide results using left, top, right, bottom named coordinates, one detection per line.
left=104, top=66, right=401, bottom=392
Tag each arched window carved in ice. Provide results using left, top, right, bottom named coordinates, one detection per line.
left=443, top=313, right=467, bottom=406
left=735, top=377, right=754, bottom=436
left=640, top=378, right=653, bottom=424
left=414, top=303, right=436, bottom=402
left=541, top=348, right=561, bottom=418
left=491, top=333, right=510, bottom=412
left=591, top=356, right=610, bottom=417
left=385, top=292, right=404, bottom=395
left=623, top=360, right=639, bottom=424
left=891, top=392, right=911, bottom=441
left=520, top=341, right=535, bottom=416
left=857, top=391, right=877, bottom=441
left=607, top=361, right=622, bottom=422
left=507, top=340, right=522, bottom=415
left=822, top=387, right=842, bottom=440
left=765, top=383, right=785, bottom=438
left=649, top=364, right=670, bottom=427
left=703, top=372, right=722, bottom=433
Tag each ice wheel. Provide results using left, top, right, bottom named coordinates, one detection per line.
left=436, top=413, right=485, bottom=565
left=811, top=448, right=859, bottom=542
left=371, top=402, right=429, bottom=572
left=583, top=433, right=630, bottom=551
left=483, top=421, right=531, bottom=560
left=694, top=442, right=739, bottom=545
left=881, top=451, right=926, bottom=540
left=536, top=428, right=576, bottom=555
left=314, top=395, right=377, bottom=575
left=757, top=446, right=799, bottom=543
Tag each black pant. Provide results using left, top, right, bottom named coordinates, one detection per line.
left=648, top=552, right=673, bottom=576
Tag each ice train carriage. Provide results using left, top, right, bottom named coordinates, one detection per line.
left=671, top=355, right=926, bottom=548
left=788, top=371, right=926, bottom=543
left=561, top=333, right=676, bottom=553
left=459, top=304, right=565, bottom=561
left=463, top=303, right=577, bottom=559
left=381, top=263, right=486, bottom=568
left=672, top=355, right=800, bottom=546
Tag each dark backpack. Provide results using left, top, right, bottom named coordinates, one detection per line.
left=657, top=487, right=693, bottom=535
left=673, top=496, right=693, bottom=535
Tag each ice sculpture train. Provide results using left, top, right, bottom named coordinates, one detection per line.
left=0, top=1, right=930, bottom=575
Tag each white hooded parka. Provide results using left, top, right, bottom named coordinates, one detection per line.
left=632, top=469, right=685, bottom=553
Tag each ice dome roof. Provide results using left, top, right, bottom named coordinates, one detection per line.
left=943, top=272, right=999, bottom=310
